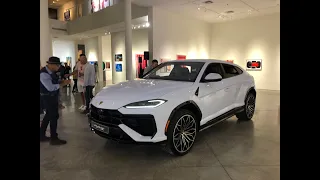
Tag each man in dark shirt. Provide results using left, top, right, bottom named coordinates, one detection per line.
left=40, top=57, right=70, bottom=145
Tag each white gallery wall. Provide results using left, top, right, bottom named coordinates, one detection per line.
left=84, top=37, right=99, bottom=62
left=151, top=7, right=211, bottom=60
left=52, top=39, right=76, bottom=67
left=210, top=13, right=280, bottom=90
left=111, top=29, right=148, bottom=84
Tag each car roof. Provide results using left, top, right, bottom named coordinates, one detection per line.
left=166, top=59, right=245, bottom=71
left=168, top=59, right=234, bottom=65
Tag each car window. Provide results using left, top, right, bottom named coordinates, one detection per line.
left=202, top=63, right=224, bottom=79
left=234, top=66, right=243, bottom=74
left=143, top=62, right=205, bottom=82
left=222, top=64, right=240, bottom=78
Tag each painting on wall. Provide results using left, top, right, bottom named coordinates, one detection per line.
left=226, top=60, right=234, bottom=63
left=105, top=61, right=111, bottom=71
left=115, top=54, right=123, bottom=62
left=177, top=55, right=186, bottom=60
left=246, top=59, right=262, bottom=71
left=64, top=10, right=70, bottom=21
left=115, top=63, right=122, bottom=72
left=66, top=57, right=72, bottom=67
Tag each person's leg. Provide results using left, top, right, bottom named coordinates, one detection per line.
left=49, top=95, right=59, bottom=138
left=48, top=95, right=67, bottom=145
left=83, top=86, right=93, bottom=113
left=40, top=96, right=50, bottom=141
left=40, top=94, right=44, bottom=114
left=77, top=83, right=85, bottom=109
left=85, top=86, right=89, bottom=110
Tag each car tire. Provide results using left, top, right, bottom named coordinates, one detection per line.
left=236, top=93, right=256, bottom=121
left=164, top=109, right=198, bottom=156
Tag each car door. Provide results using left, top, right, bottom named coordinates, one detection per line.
left=220, top=63, right=242, bottom=110
left=196, top=63, right=229, bottom=125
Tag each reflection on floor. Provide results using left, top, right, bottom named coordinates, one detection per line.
left=40, top=84, right=280, bottom=180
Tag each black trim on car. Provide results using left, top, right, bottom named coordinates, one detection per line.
left=166, top=101, right=202, bottom=136
left=90, top=105, right=158, bottom=138
left=199, top=106, right=245, bottom=131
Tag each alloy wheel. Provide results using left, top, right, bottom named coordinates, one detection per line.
left=173, top=115, right=197, bottom=153
left=246, top=95, right=255, bottom=119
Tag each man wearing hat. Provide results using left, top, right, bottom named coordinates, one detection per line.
left=40, top=57, right=70, bottom=145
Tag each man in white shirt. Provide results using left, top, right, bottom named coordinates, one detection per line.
left=143, top=59, right=158, bottom=75
left=81, top=56, right=96, bottom=114
left=66, top=54, right=88, bottom=110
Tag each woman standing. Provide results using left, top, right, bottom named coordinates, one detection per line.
left=72, top=62, right=78, bottom=93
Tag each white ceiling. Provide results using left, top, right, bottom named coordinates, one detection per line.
left=132, top=0, right=280, bottom=23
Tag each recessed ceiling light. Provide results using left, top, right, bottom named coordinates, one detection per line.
left=197, top=7, right=200, bottom=10
left=142, top=25, right=145, bottom=27
left=138, top=26, right=140, bottom=28
left=146, top=22, right=150, bottom=27
left=225, top=10, right=234, bottom=14
left=203, top=0, right=213, bottom=4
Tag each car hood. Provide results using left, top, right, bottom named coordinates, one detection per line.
left=91, top=79, right=193, bottom=109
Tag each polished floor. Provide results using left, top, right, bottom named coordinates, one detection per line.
left=40, top=84, right=280, bottom=180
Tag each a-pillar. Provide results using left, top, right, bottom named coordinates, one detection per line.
left=125, top=0, right=133, bottom=80
left=40, top=0, right=53, bottom=66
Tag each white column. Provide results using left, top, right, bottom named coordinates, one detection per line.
left=125, top=0, right=133, bottom=80
left=40, top=0, right=53, bottom=66
left=147, top=7, right=154, bottom=65
left=97, top=36, right=104, bottom=83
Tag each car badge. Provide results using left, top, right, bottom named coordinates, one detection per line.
left=99, top=101, right=103, bottom=105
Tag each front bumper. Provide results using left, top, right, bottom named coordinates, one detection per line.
left=88, top=105, right=168, bottom=144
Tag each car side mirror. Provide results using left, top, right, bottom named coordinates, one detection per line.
left=202, top=73, right=222, bottom=82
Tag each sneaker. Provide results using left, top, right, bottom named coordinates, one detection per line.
left=78, top=105, right=84, bottom=110
left=50, top=138, right=67, bottom=146
left=40, top=136, right=50, bottom=142
left=81, top=106, right=87, bottom=111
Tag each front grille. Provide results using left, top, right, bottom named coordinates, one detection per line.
left=91, top=105, right=122, bottom=126
left=90, top=105, right=157, bottom=137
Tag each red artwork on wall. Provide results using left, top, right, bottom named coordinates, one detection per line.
left=226, top=60, right=234, bottom=63
left=176, top=55, right=186, bottom=60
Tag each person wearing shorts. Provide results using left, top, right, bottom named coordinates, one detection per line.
left=66, top=54, right=87, bottom=110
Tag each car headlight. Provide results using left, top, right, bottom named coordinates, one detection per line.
left=124, top=99, right=167, bottom=109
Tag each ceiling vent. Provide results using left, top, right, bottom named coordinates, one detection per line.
left=203, top=0, right=213, bottom=4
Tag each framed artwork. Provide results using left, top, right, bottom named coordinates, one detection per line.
left=115, top=63, right=122, bottom=72
left=226, top=60, right=234, bottom=63
left=64, top=10, right=70, bottom=21
left=105, top=61, right=111, bottom=71
left=115, top=54, right=123, bottom=62
left=246, top=59, right=262, bottom=71
left=177, top=55, right=186, bottom=60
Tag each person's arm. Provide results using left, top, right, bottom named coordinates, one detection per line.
left=83, top=65, right=94, bottom=87
left=65, top=64, right=78, bottom=77
left=40, top=73, right=60, bottom=92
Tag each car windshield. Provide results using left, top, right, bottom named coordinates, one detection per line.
left=142, top=62, right=205, bottom=82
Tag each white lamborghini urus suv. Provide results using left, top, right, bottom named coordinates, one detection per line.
left=89, top=59, right=256, bottom=156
